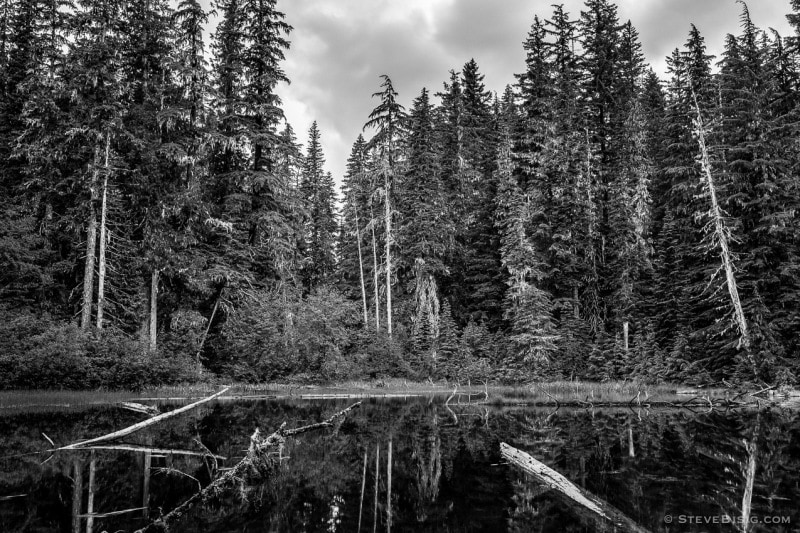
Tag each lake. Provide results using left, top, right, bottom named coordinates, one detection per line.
left=1, top=394, right=798, bottom=532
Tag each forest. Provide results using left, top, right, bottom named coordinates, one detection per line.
left=1, top=0, right=799, bottom=389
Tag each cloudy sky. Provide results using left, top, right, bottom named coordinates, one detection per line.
left=199, top=0, right=795, bottom=189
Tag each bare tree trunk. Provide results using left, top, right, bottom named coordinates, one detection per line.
left=358, top=450, right=367, bottom=533
left=691, top=91, right=753, bottom=366
left=71, top=460, right=83, bottom=533
left=139, top=280, right=150, bottom=345
left=149, top=270, right=158, bottom=351
left=573, top=287, right=580, bottom=319
left=623, top=322, right=629, bottom=352
left=373, top=444, right=380, bottom=533
left=386, top=438, right=393, bottom=532
left=86, top=451, right=97, bottom=533
left=81, top=149, right=100, bottom=330
left=95, top=134, right=111, bottom=330
left=142, top=445, right=152, bottom=519
left=355, top=209, right=369, bottom=327
left=739, top=417, right=759, bottom=533
left=196, top=289, right=222, bottom=369
left=628, top=422, right=635, bottom=458
left=370, top=206, right=380, bottom=332
left=385, top=174, right=393, bottom=338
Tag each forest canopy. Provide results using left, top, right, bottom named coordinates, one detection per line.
left=1, top=0, right=799, bottom=388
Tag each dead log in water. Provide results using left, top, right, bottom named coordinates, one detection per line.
left=134, top=401, right=362, bottom=533
left=500, top=442, right=651, bottom=533
left=117, top=402, right=160, bottom=416
left=56, top=387, right=229, bottom=451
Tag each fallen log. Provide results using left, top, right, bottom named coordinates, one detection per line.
left=134, top=401, right=361, bottom=533
left=500, top=442, right=651, bottom=533
left=58, top=387, right=229, bottom=451
left=78, top=444, right=226, bottom=460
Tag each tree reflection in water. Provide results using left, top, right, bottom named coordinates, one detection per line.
left=0, top=400, right=798, bottom=532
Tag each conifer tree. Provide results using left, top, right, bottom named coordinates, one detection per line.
left=436, top=299, right=459, bottom=379
left=273, top=122, right=306, bottom=285
left=364, top=74, right=406, bottom=338
left=435, top=69, right=464, bottom=218
left=339, top=134, right=371, bottom=323
left=714, top=5, right=798, bottom=378
left=58, top=0, right=126, bottom=329
left=401, top=88, right=449, bottom=362
left=208, top=0, right=293, bottom=292
left=457, top=59, right=504, bottom=329
left=651, top=27, right=715, bottom=368
left=3, top=0, right=72, bottom=313
left=300, top=121, right=336, bottom=288
left=495, top=124, right=558, bottom=369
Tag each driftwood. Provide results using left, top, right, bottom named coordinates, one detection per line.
left=118, top=402, right=160, bottom=416
left=501, top=442, right=651, bottom=533
left=134, top=401, right=361, bottom=533
left=58, top=387, right=229, bottom=451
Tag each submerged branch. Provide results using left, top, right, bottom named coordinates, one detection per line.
left=134, top=401, right=361, bottom=533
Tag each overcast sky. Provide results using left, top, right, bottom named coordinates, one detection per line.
left=198, top=0, right=795, bottom=191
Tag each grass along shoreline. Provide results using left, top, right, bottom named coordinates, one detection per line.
left=2, top=380, right=787, bottom=414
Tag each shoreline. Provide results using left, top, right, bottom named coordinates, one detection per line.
left=2, top=380, right=796, bottom=414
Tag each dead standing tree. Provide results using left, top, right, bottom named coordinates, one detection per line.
left=690, top=88, right=755, bottom=378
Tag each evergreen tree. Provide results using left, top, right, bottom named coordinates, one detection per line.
left=714, top=5, right=799, bottom=379
left=300, top=121, right=336, bottom=288
left=401, top=88, right=449, bottom=363
left=436, top=299, right=459, bottom=379
left=495, top=124, right=558, bottom=370
left=364, top=74, right=406, bottom=338
left=338, top=134, right=370, bottom=307
left=208, top=0, right=293, bottom=288
left=518, top=7, right=590, bottom=371
left=457, top=59, right=505, bottom=329
left=651, top=27, right=716, bottom=369
left=1, top=0, right=72, bottom=313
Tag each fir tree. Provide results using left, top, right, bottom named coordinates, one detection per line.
left=401, top=88, right=448, bottom=364
left=364, top=74, right=406, bottom=338
left=457, top=59, right=505, bottom=329
left=338, top=134, right=371, bottom=313
left=495, top=124, right=558, bottom=372
left=300, top=121, right=336, bottom=288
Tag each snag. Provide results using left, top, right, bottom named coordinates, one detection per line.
left=501, top=442, right=651, bottom=533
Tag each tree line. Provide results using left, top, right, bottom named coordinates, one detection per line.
left=1, top=0, right=799, bottom=388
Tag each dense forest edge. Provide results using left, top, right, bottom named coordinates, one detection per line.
left=1, top=0, right=800, bottom=390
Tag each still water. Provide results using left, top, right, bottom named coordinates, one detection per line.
left=1, top=396, right=798, bottom=532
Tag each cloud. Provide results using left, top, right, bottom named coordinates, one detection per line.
left=201, top=0, right=795, bottom=190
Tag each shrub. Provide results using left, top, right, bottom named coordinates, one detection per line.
left=219, top=285, right=368, bottom=382
left=0, top=306, right=195, bottom=390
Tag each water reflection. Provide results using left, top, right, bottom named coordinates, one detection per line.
left=0, top=399, right=798, bottom=532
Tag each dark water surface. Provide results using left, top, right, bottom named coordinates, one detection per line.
left=1, top=397, right=799, bottom=532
